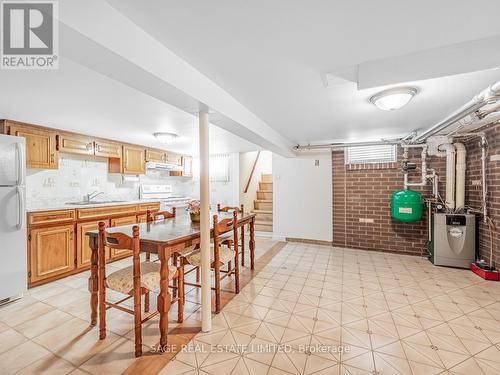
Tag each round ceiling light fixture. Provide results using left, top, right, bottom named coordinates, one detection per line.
left=370, top=87, right=417, bottom=111
left=154, top=132, right=178, bottom=145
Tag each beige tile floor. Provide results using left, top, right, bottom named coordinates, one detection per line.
left=2, top=241, right=500, bottom=375
left=0, top=237, right=277, bottom=375
left=162, top=243, right=500, bottom=375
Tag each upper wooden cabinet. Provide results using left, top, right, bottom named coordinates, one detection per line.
left=146, top=149, right=166, bottom=163
left=58, top=133, right=94, bottom=156
left=166, top=152, right=183, bottom=166
left=122, top=145, right=146, bottom=174
left=94, top=140, right=122, bottom=158
left=182, top=156, right=193, bottom=177
left=8, top=122, right=58, bottom=169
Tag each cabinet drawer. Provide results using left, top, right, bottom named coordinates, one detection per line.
left=28, top=210, right=76, bottom=226
left=137, top=202, right=160, bottom=213
left=76, top=204, right=138, bottom=220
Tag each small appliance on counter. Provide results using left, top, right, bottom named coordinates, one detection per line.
left=0, top=134, right=27, bottom=305
left=140, top=184, right=190, bottom=211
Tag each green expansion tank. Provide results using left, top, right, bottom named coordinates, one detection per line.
left=391, top=190, right=423, bottom=222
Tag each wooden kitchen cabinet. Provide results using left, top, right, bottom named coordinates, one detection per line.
left=76, top=220, right=110, bottom=268
left=9, top=123, right=58, bottom=169
left=109, top=215, right=137, bottom=259
left=146, top=149, right=166, bottom=163
left=57, top=132, right=94, bottom=156
left=182, top=155, right=193, bottom=177
left=94, top=139, right=122, bottom=158
left=122, top=145, right=146, bottom=174
left=29, top=224, right=75, bottom=283
left=166, top=152, right=183, bottom=166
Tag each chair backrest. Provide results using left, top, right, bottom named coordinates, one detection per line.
left=217, top=203, right=244, bottom=214
left=213, top=211, right=238, bottom=249
left=98, top=222, right=140, bottom=255
left=146, top=208, right=176, bottom=223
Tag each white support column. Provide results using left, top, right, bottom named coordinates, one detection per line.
left=199, top=103, right=212, bottom=332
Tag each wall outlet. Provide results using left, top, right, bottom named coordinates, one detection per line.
left=314, top=160, right=320, bottom=166
left=359, top=218, right=374, bottom=223
left=471, top=180, right=482, bottom=186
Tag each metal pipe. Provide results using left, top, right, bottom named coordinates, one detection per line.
left=480, top=135, right=488, bottom=223
left=294, top=139, right=401, bottom=150
left=412, top=80, right=500, bottom=143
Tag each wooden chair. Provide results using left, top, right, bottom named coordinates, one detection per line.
left=180, top=211, right=240, bottom=313
left=97, top=223, right=184, bottom=357
left=217, top=204, right=246, bottom=267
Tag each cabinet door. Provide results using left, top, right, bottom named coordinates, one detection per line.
left=166, top=152, right=183, bottom=166
left=94, top=140, right=122, bottom=158
left=109, top=216, right=137, bottom=258
left=182, top=156, right=193, bottom=177
left=29, top=225, right=75, bottom=282
left=58, top=133, right=94, bottom=156
left=123, top=146, right=145, bottom=174
left=76, top=220, right=110, bottom=268
left=146, top=149, right=166, bottom=163
left=10, top=124, right=58, bottom=169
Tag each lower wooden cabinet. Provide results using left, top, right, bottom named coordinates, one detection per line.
left=76, top=220, right=111, bottom=268
left=29, top=224, right=75, bottom=283
left=109, top=215, right=137, bottom=259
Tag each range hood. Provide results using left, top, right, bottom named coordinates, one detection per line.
left=145, top=161, right=176, bottom=170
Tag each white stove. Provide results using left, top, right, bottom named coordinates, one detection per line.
left=140, top=185, right=190, bottom=211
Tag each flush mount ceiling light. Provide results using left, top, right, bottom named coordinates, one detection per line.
left=370, top=87, right=417, bottom=111
left=154, top=132, right=178, bottom=144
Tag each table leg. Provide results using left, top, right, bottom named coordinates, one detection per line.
left=250, top=218, right=255, bottom=270
left=158, top=247, right=171, bottom=348
left=98, top=222, right=107, bottom=339
left=88, top=237, right=98, bottom=326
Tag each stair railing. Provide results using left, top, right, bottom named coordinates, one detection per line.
left=243, top=150, right=261, bottom=193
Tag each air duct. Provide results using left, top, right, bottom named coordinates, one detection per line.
left=438, top=144, right=456, bottom=210
left=454, top=143, right=466, bottom=210
left=412, top=80, right=500, bottom=143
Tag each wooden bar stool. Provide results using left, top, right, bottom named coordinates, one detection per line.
left=97, top=222, right=184, bottom=357
left=180, top=211, right=240, bottom=313
left=217, top=204, right=246, bottom=267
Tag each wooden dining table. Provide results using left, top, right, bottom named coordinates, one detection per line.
left=86, top=211, right=256, bottom=346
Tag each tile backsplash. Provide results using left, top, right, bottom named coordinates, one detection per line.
left=26, top=153, right=189, bottom=208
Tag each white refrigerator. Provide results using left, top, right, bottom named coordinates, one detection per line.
left=0, top=134, right=27, bottom=304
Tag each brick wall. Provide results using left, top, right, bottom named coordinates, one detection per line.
left=332, top=125, right=500, bottom=261
left=464, top=123, right=500, bottom=267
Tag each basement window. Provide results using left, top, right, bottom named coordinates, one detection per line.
left=345, top=144, right=397, bottom=164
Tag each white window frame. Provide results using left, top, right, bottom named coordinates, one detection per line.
left=345, top=144, right=397, bottom=164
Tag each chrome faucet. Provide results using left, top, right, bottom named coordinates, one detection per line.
left=84, top=191, right=104, bottom=203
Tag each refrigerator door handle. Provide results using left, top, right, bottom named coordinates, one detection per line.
left=16, top=142, right=25, bottom=186
left=17, top=186, right=25, bottom=230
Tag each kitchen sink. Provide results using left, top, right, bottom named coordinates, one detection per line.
left=66, top=200, right=126, bottom=205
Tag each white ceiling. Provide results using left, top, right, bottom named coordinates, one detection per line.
left=0, top=58, right=258, bottom=155
left=107, top=0, right=500, bottom=144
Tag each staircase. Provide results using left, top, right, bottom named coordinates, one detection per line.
left=252, top=173, right=273, bottom=232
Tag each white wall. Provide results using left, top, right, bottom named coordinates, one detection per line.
left=239, top=150, right=272, bottom=212
left=273, top=152, right=332, bottom=242
left=183, top=152, right=240, bottom=207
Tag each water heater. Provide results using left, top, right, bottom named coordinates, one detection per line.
left=429, top=213, right=476, bottom=268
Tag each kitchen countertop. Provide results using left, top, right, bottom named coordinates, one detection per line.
left=26, top=199, right=163, bottom=213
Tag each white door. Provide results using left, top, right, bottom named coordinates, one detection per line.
left=0, top=186, right=27, bottom=301
left=0, top=134, right=24, bottom=186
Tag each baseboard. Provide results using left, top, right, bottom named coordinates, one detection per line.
left=285, top=237, right=333, bottom=246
